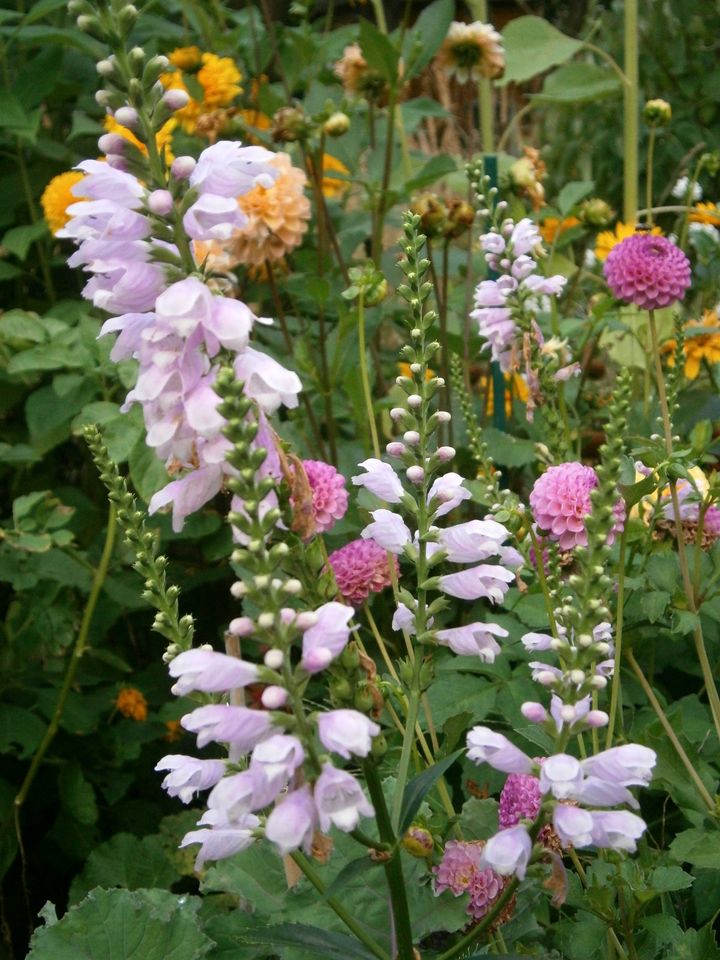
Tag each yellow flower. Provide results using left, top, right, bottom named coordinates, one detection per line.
left=40, top=170, right=85, bottom=235
left=435, top=20, right=505, bottom=84
left=237, top=108, right=272, bottom=143
left=477, top=372, right=528, bottom=417
left=115, top=688, right=148, bottom=721
left=689, top=202, right=720, bottom=227
left=398, top=362, right=434, bottom=382
left=197, top=152, right=310, bottom=272
left=540, top=215, right=581, bottom=245
left=320, top=153, right=350, bottom=199
left=168, top=46, right=202, bottom=70
left=103, top=114, right=176, bottom=162
left=594, top=221, right=661, bottom=261
left=197, top=53, right=243, bottom=110
left=163, top=719, right=183, bottom=742
left=664, top=309, right=720, bottom=379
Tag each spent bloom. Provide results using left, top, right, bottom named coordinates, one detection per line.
left=529, top=462, right=625, bottom=551
left=434, top=840, right=506, bottom=922
left=499, top=772, right=542, bottom=828
left=436, top=21, right=505, bottom=83
left=115, top=687, right=148, bottom=720
left=604, top=233, right=691, bottom=310
left=328, top=538, right=398, bottom=607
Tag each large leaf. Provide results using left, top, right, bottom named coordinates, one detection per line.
left=399, top=749, right=463, bottom=833
left=402, top=0, right=454, bottom=77
left=27, top=888, right=213, bottom=960
left=358, top=18, right=400, bottom=83
left=499, top=16, right=583, bottom=86
left=69, top=834, right=178, bottom=905
left=221, top=920, right=380, bottom=960
left=670, top=827, right=720, bottom=869
left=533, top=62, right=622, bottom=104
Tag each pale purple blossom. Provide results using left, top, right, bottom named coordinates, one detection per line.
left=589, top=810, right=647, bottom=852
left=466, top=727, right=533, bottom=774
left=361, top=509, right=412, bottom=553
left=234, top=348, right=302, bottom=413
left=265, top=785, right=317, bottom=855
left=168, top=648, right=259, bottom=696
left=189, top=141, right=277, bottom=197
left=249, top=735, right=305, bottom=795
left=183, top=194, right=246, bottom=240
left=155, top=755, right=226, bottom=803
left=427, top=473, right=471, bottom=517
left=539, top=754, right=584, bottom=800
left=300, top=602, right=353, bottom=672
left=317, top=709, right=380, bottom=759
left=180, top=815, right=259, bottom=869
left=181, top=704, right=273, bottom=751
left=438, top=518, right=513, bottom=563
left=435, top=622, right=508, bottom=661
left=439, top=563, right=515, bottom=603
left=553, top=805, right=594, bottom=849
left=479, top=825, right=532, bottom=879
left=314, top=764, right=374, bottom=832
left=581, top=745, right=656, bottom=787
left=352, top=459, right=404, bottom=503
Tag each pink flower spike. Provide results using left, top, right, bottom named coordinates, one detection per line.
left=352, top=458, right=404, bottom=503
left=265, top=784, right=317, bottom=855
left=155, top=755, right=226, bottom=803
left=553, top=805, right=594, bottom=849
left=180, top=704, right=273, bottom=751
left=361, top=509, right=412, bottom=554
left=314, top=763, right=374, bottom=833
left=300, top=601, right=353, bottom=673
left=317, top=709, right=380, bottom=759
left=180, top=816, right=259, bottom=869
left=435, top=622, right=508, bottom=662
left=439, top=564, right=515, bottom=603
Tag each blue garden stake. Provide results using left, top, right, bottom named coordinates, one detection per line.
left=483, top=153, right=507, bottom=432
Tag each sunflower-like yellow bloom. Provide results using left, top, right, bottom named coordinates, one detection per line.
left=540, top=216, right=581, bottom=245
left=435, top=20, right=505, bottom=83
left=40, top=170, right=86, bottom=234
left=320, top=154, right=350, bottom=199
left=664, top=309, right=720, bottom=379
left=162, top=50, right=242, bottom=135
left=477, top=372, right=529, bottom=417
left=103, top=114, right=176, bottom=162
left=594, top=221, right=661, bottom=261
left=115, top=688, right=148, bottom=721
left=689, top=202, right=720, bottom=227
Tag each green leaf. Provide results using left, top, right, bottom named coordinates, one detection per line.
left=499, top=16, right=583, bottom=86
left=557, top=180, right=594, bottom=215
left=403, top=154, right=457, bottom=194
left=646, top=554, right=681, bottom=594
left=670, top=827, right=720, bottom=868
left=0, top=261, right=22, bottom=280
left=227, top=920, right=379, bottom=960
left=640, top=590, right=670, bottom=623
left=650, top=865, right=694, bottom=892
left=458, top=797, right=499, bottom=840
left=0, top=704, right=47, bottom=758
left=69, top=834, right=177, bottom=905
left=399, top=749, right=463, bottom=833
left=128, top=437, right=169, bottom=503
left=0, top=309, right=47, bottom=342
left=618, top=472, right=657, bottom=509
left=27, top=888, right=213, bottom=960
left=59, top=762, right=98, bottom=826
left=359, top=18, right=400, bottom=82
left=2, top=222, right=48, bottom=260
left=0, top=90, right=40, bottom=140
left=401, top=0, right=453, bottom=77
left=20, top=0, right=68, bottom=24
left=533, top=62, right=622, bottom=104
left=481, top=427, right=537, bottom=467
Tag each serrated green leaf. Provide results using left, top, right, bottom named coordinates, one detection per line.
left=69, top=834, right=177, bottom=905
left=2, top=222, right=48, bottom=260
left=59, top=762, right=98, bottom=826
left=670, top=828, right=720, bottom=868
left=401, top=0, right=453, bottom=77
left=650, top=865, right=695, bottom=892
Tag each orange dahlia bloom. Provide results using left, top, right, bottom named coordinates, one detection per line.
left=689, top=202, right=720, bottom=227
left=162, top=49, right=242, bottom=134
left=41, top=170, right=86, bottom=234
left=540, top=216, right=581, bottom=244
left=115, top=688, right=148, bottom=721
left=664, top=309, right=720, bottom=379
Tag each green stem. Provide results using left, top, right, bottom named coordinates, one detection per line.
left=364, top=761, right=415, bottom=960
left=372, top=86, right=398, bottom=264
left=436, top=877, right=519, bottom=960
left=623, top=0, right=639, bottom=223
left=528, top=526, right=558, bottom=637
left=678, top=157, right=704, bottom=250
left=291, top=852, right=392, bottom=960
left=645, top=125, right=656, bottom=226
left=627, top=650, right=715, bottom=812
left=358, top=290, right=381, bottom=458
left=605, top=528, right=628, bottom=748
left=467, top=0, right=494, bottom=152
left=14, top=504, right=117, bottom=815
left=648, top=308, right=720, bottom=743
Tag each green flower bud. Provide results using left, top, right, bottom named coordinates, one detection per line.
left=644, top=98, right=672, bottom=126
left=402, top=826, right=434, bottom=858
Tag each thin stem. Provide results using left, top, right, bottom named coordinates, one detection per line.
left=678, top=157, right=704, bottom=250
left=291, top=852, right=391, bottom=960
left=364, top=603, right=400, bottom=683
left=497, top=101, right=533, bottom=154
left=605, top=528, right=628, bottom=748
left=358, top=290, right=382, bottom=458
left=390, top=688, right=421, bottom=831
left=623, top=0, right=639, bottom=223
left=363, top=761, right=415, bottom=960
left=627, top=650, right=715, bottom=811
left=528, top=527, right=558, bottom=637
left=645, top=126, right=656, bottom=226
left=648, top=308, right=720, bottom=742
left=467, top=0, right=495, bottom=152
left=436, top=878, right=519, bottom=960
left=14, top=504, right=117, bottom=815
left=582, top=40, right=629, bottom=90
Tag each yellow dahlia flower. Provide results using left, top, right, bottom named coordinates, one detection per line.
left=162, top=50, right=242, bottom=135
left=320, top=154, right=350, bottom=199
left=40, top=170, right=86, bottom=234
left=663, top=309, right=720, bottom=379
left=103, top=114, right=176, bottom=161
left=594, top=221, right=661, bottom=261
left=689, top=202, right=720, bottom=227
left=168, top=46, right=202, bottom=70
left=436, top=20, right=505, bottom=84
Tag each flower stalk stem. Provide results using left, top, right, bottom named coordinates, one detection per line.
left=605, top=528, right=628, bottom=748
left=648, top=309, right=720, bottom=744
left=358, top=290, right=382, bottom=458
left=623, top=0, right=639, bottom=223
left=435, top=877, right=519, bottom=960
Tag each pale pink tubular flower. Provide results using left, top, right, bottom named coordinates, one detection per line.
left=180, top=704, right=273, bottom=751
left=300, top=601, right=353, bottom=672
left=553, top=805, right=594, bottom=848
left=168, top=648, right=259, bottom=695
left=466, top=727, right=533, bottom=774
left=439, top=563, right=515, bottom=603
left=427, top=472, right=471, bottom=517
left=180, top=815, right=259, bottom=869
left=314, top=764, right=374, bottom=832
left=479, top=825, right=532, bottom=879
left=589, top=810, right=648, bottom=852
left=361, top=509, right=412, bottom=553
left=352, top=458, right=404, bottom=503
left=155, top=755, right=226, bottom=803
left=316, top=709, right=380, bottom=759
left=435, top=622, right=508, bottom=661
left=265, top=784, right=317, bottom=855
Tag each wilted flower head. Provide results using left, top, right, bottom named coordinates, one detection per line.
left=434, top=840, right=506, bottom=921
left=334, top=43, right=386, bottom=100
left=436, top=21, right=505, bottom=83
left=499, top=772, right=542, bottom=828
left=604, top=233, right=691, bottom=310
left=530, top=462, right=625, bottom=551
left=328, top=538, right=398, bottom=607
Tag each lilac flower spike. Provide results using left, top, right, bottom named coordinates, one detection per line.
left=248, top=735, right=305, bottom=796
left=435, top=622, right=508, bottom=661
left=352, top=459, right=404, bottom=503
left=427, top=473, right=471, bottom=517
left=553, top=805, right=594, bottom=848
left=539, top=754, right=584, bottom=800
left=155, top=755, right=226, bottom=803
left=205, top=769, right=274, bottom=818
left=466, top=728, right=533, bottom=774
left=180, top=815, right=259, bottom=869
left=439, top=518, right=514, bottom=563
left=181, top=704, right=273, bottom=751
left=479, top=825, right=532, bottom=879
left=314, top=764, right=374, bottom=832
left=168, top=648, right=259, bottom=696
left=317, top=709, right=380, bottom=759
left=300, top=602, right=353, bottom=673
left=361, top=509, right=412, bottom=554
left=581, top=745, right=656, bottom=787
left=439, top=563, right=515, bottom=603
left=264, top=785, right=317, bottom=855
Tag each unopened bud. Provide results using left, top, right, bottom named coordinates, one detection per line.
left=407, top=394, right=422, bottom=409
left=163, top=88, right=190, bottom=112
left=171, top=155, right=196, bottom=179
left=586, top=710, right=609, bottom=728
left=386, top=442, right=406, bottom=458
left=257, top=612, right=275, bottom=629
left=114, top=106, right=139, bottom=128
left=406, top=465, right=425, bottom=484
left=323, top=111, right=350, bottom=136
left=261, top=685, right=288, bottom=709
left=403, top=430, right=420, bottom=445
left=229, top=616, right=254, bottom=636
left=437, top=446, right=455, bottom=462
left=295, top=611, right=318, bottom=631
left=521, top=701, right=548, bottom=723
left=264, top=648, right=284, bottom=669
left=403, top=826, right=434, bottom=858
left=230, top=580, right=247, bottom=598
left=98, top=133, right=126, bottom=155
left=644, top=98, right=672, bottom=126
left=148, top=189, right=173, bottom=216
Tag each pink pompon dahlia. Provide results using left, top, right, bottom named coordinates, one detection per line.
left=529, top=462, right=625, bottom=551
left=303, top=459, right=348, bottom=534
left=327, top=538, right=397, bottom=607
left=434, top=840, right=505, bottom=921
left=604, top=233, right=691, bottom=310
left=499, top=773, right=542, bottom=828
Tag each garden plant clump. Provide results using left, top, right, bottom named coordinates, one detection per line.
left=1, top=0, right=720, bottom=957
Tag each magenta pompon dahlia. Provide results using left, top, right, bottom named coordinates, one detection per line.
left=529, top=462, right=625, bottom=551
left=604, top=233, right=691, bottom=310
left=327, top=538, right=398, bottom=607
left=433, top=840, right=505, bottom=921
left=498, top=772, right=542, bottom=828
left=302, top=459, right=348, bottom=533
